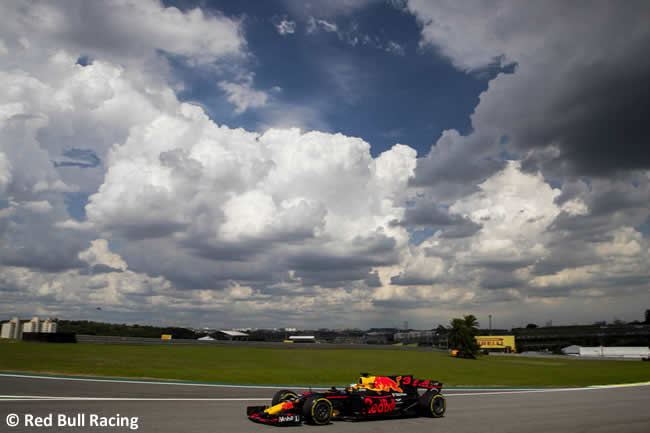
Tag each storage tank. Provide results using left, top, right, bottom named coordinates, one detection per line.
left=41, top=319, right=57, bottom=333
left=5, top=317, right=22, bottom=339
left=1, top=321, right=15, bottom=339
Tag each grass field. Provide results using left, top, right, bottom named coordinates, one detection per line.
left=1, top=340, right=649, bottom=387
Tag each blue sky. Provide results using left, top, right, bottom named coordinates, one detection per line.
left=167, top=0, right=498, bottom=157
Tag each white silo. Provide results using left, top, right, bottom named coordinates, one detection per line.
left=10, top=317, right=22, bottom=339
left=42, top=319, right=57, bottom=333
left=1, top=321, right=14, bottom=339
left=22, top=317, right=40, bottom=334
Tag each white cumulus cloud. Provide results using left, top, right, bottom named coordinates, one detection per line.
left=275, top=19, right=296, bottom=35
left=218, top=79, right=270, bottom=114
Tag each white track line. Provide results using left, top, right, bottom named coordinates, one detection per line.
left=445, top=382, right=650, bottom=396
left=0, top=396, right=270, bottom=401
left=0, top=374, right=558, bottom=391
left=0, top=374, right=542, bottom=392
left=2, top=382, right=649, bottom=402
left=1, top=374, right=647, bottom=401
left=0, top=373, right=329, bottom=390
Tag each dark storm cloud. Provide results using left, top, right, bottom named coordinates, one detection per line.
left=288, top=250, right=395, bottom=272
left=283, top=234, right=399, bottom=287
left=288, top=234, right=398, bottom=271
left=294, top=267, right=378, bottom=288
left=409, top=132, right=506, bottom=198
left=408, top=1, right=650, bottom=183
left=0, top=204, right=92, bottom=273
left=364, top=270, right=382, bottom=287
left=460, top=1, right=650, bottom=178
left=517, top=57, right=650, bottom=176
left=181, top=238, right=270, bottom=262
left=78, top=264, right=124, bottom=275
left=466, top=258, right=532, bottom=273
left=109, top=221, right=189, bottom=241
left=529, top=239, right=604, bottom=276
left=479, top=269, right=523, bottom=291
left=1, top=245, right=86, bottom=272
left=372, top=297, right=436, bottom=310
left=396, top=199, right=482, bottom=238
left=548, top=174, right=650, bottom=244
left=390, top=274, right=440, bottom=286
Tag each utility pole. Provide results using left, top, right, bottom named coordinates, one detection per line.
left=489, top=314, right=492, bottom=335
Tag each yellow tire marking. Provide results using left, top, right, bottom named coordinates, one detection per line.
left=311, top=398, right=333, bottom=425
left=431, top=394, right=445, bottom=417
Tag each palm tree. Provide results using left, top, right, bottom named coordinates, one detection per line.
left=449, top=315, right=481, bottom=358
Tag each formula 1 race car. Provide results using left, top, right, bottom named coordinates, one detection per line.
left=247, top=373, right=445, bottom=426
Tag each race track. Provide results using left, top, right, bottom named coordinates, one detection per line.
left=1, top=374, right=649, bottom=432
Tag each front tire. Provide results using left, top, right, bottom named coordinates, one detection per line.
left=419, top=390, right=446, bottom=417
left=302, top=395, right=333, bottom=425
left=271, top=389, right=297, bottom=406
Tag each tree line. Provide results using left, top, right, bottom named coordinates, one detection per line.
left=55, top=320, right=199, bottom=339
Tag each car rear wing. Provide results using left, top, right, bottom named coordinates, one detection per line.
left=399, top=376, right=443, bottom=390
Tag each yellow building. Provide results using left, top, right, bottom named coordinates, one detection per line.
left=475, top=335, right=516, bottom=352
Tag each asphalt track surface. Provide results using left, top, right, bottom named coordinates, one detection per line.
left=1, top=374, right=649, bottom=433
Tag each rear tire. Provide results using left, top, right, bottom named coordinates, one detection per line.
left=271, top=389, right=297, bottom=406
left=419, top=390, right=445, bottom=417
left=302, top=395, right=333, bottom=425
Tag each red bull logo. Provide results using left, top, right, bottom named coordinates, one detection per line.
left=372, top=376, right=402, bottom=392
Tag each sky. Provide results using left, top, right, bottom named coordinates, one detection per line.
left=1, top=0, right=649, bottom=330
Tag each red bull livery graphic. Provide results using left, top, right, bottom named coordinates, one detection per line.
left=247, top=373, right=445, bottom=426
left=367, top=375, right=403, bottom=392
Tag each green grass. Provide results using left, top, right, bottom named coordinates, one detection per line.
left=1, top=340, right=649, bottom=387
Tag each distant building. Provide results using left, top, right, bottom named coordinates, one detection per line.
left=22, top=317, right=40, bottom=333
left=394, top=330, right=434, bottom=344
left=289, top=335, right=316, bottom=343
left=41, top=319, right=57, bottom=333
left=513, top=324, right=650, bottom=352
left=364, top=331, right=395, bottom=344
left=562, top=345, right=649, bottom=359
left=1, top=317, right=22, bottom=339
left=561, top=345, right=581, bottom=355
left=22, top=317, right=57, bottom=334
left=578, top=346, right=650, bottom=358
left=0, top=323, right=10, bottom=339
left=2, top=317, right=57, bottom=339
left=215, top=330, right=248, bottom=341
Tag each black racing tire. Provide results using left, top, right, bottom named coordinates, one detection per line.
left=302, top=395, right=333, bottom=425
left=271, top=389, right=298, bottom=406
left=418, top=390, right=446, bottom=418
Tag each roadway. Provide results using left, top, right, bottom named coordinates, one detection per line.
left=1, top=374, right=649, bottom=432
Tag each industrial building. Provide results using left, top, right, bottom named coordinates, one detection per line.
left=561, top=346, right=650, bottom=359
left=1, top=317, right=22, bottom=339
left=214, top=330, right=249, bottom=341
left=289, top=335, right=316, bottom=343
left=513, top=324, right=650, bottom=352
left=0, top=317, right=57, bottom=339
